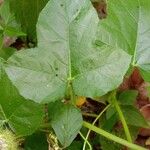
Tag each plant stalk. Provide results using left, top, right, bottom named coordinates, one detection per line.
left=83, top=121, right=147, bottom=150
left=69, top=81, right=76, bottom=105
left=111, top=92, right=132, bottom=143
left=79, top=132, right=92, bottom=150
left=83, top=104, right=111, bottom=150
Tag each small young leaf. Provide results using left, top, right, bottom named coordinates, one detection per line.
left=121, top=105, right=149, bottom=128
left=49, top=101, right=83, bottom=148
left=103, top=112, right=118, bottom=131
left=118, top=90, right=138, bottom=106
left=106, top=106, right=116, bottom=120
left=0, top=47, right=16, bottom=60
left=4, top=26, right=26, bottom=37
left=106, top=105, right=148, bottom=128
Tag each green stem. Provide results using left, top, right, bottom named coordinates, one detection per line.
left=70, top=82, right=76, bottom=105
left=66, top=78, right=76, bottom=105
left=111, top=92, right=132, bottom=143
left=79, top=132, right=92, bottom=150
left=83, top=104, right=111, bottom=150
left=83, top=121, right=147, bottom=150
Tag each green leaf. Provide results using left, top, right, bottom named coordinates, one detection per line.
left=96, top=0, right=150, bottom=82
left=0, top=0, right=14, bottom=25
left=24, top=132, right=48, bottom=150
left=100, top=126, right=139, bottom=150
left=100, top=113, right=122, bottom=150
left=67, top=141, right=82, bottom=150
left=100, top=113, right=139, bottom=150
left=121, top=105, right=148, bottom=128
left=0, top=59, right=44, bottom=136
left=129, top=125, right=139, bottom=141
left=147, top=84, right=150, bottom=98
left=5, top=0, right=131, bottom=103
left=0, top=25, right=3, bottom=31
left=100, top=137, right=122, bottom=150
left=0, top=47, right=16, bottom=60
left=9, top=0, right=49, bottom=40
left=118, top=90, right=138, bottom=105
left=0, top=1, right=25, bottom=37
left=106, top=105, right=148, bottom=128
left=4, top=26, right=26, bottom=37
left=106, top=106, right=116, bottom=120
left=103, top=113, right=118, bottom=131
left=49, top=101, right=83, bottom=148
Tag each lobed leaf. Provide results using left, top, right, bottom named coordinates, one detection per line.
left=0, top=59, right=44, bottom=136
left=96, top=0, right=150, bottom=82
left=5, top=0, right=131, bottom=103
